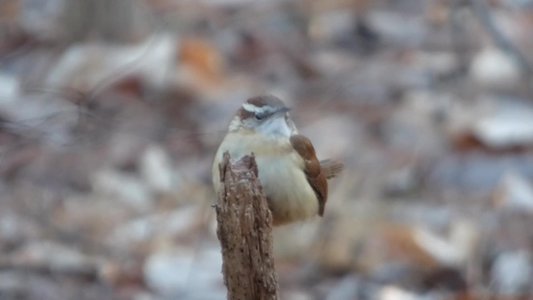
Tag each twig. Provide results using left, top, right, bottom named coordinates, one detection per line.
left=468, top=0, right=533, bottom=77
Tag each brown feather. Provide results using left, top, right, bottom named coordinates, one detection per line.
left=246, top=95, right=285, bottom=108
left=290, top=134, right=328, bottom=216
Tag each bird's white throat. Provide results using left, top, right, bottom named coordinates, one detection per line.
left=257, top=116, right=295, bottom=138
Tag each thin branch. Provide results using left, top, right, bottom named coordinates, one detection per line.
left=469, top=0, right=533, bottom=77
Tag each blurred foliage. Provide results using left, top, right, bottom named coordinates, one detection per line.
left=0, top=0, right=532, bottom=299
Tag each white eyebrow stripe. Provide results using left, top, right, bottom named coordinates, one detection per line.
left=242, top=103, right=269, bottom=114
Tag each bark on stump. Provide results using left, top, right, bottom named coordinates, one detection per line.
left=215, top=152, right=279, bottom=300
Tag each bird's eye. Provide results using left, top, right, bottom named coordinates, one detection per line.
left=255, top=113, right=266, bottom=120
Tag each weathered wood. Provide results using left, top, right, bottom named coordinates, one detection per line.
left=215, top=152, right=279, bottom=300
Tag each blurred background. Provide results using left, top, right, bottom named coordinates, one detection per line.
left=1, top=0, right=533, bottom=299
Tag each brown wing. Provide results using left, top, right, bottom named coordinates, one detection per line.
left=290, top=134, right=328, bottom=216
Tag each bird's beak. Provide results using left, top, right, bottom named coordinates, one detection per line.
left=275, top=107, right=290, bottom=115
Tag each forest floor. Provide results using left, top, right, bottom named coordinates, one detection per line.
left=1, top=0, right=533, bottom=299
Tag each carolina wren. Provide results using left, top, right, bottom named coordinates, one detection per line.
left=212, top=95, right=343, bottom=226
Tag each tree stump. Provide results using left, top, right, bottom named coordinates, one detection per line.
left=215, top=152, right=279, bottom=300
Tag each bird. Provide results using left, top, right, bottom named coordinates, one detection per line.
left=212, top=95, right=343, bottom=226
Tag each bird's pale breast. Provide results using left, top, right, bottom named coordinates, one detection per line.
left=212, top=132, right=319, bottom=225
